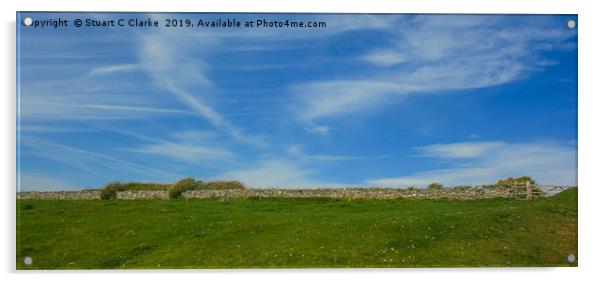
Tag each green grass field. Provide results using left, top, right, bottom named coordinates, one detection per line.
left=16, top=188, right=577, bottom=269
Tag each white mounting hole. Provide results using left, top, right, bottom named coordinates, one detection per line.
left=23, top=256, right=32, bottom=265
left=567, top=20, right=576, bottom=29
left=567, top=254, right=576, bottom=263
left=22, top=17, right=32, bottom=27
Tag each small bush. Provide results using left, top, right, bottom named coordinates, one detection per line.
left=427, top=183, right=444, bottom=190
left=23, top=204, right=35, bottom=210
left=168, top=177, right=202, bottom=199
left=497, top=176, right=536, bottom=186
left=100, top=182, right=125, bottom=200
left=201, top=180, right=246, bottom=190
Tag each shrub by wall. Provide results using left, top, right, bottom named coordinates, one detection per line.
left=427, top=183, right=444, bottom=190
left=168, top=177, right=202, bottom=199
left=99, top=182, right=125, bottom=200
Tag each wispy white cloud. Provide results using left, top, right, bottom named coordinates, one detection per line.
left=361, top=50, right=407, bottom=67
left=104, top=128, right=232, bottom=163
left=287, top=144, right=362, bottom=162
left=417, top=141, right=504, bottom=159
left=366, top=140, right=577, bottom=187
left=132, top=142, right=235, bottom=163
left=88, top=64, right=138, bottom=76
left=294, top=81, right=399, bottom=121
left=137, top=32, right=267, bottom=148
left=22, top=137, right=181, bottom=179
left=75, top=103, right=193, bottom=114
left=215, top=159, right=346, bottom=188
left=19, top=125, right=95, bottom=133
left=19, top=173, right=73, bottom=192
left=19, top=14, right=404, bottom=148
left=216, top=160, right=313, bottom=188
left=21, top=100, right=191, bottom=120
left=129, top=14, right=407, bottom=146
left=293, top=16, right=576, bottom=121
left=170, top=130, right=216, bottom=142
left=305, top=125, right=331, bottom=135
left=304, top=155, right=362, bottom=162
left=286, top=144, right=303, bottom=156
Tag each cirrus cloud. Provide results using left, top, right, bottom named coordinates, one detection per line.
left=367, top=140, right=577, bottom=187
left=293, top=16, right=576, bottom=121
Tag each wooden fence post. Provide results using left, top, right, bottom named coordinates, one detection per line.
left=526, top=181, right=532, bottom=200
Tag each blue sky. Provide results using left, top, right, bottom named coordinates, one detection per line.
left=17, top=13, right=578, bottom=191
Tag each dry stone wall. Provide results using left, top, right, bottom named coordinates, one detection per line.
left=115, top=190, right=168, bottom=200
left=17, top=191, right=100, bottom=200
left=181, top=187, right=518, bottom=200
left=17, top=186, right=533, bottom=200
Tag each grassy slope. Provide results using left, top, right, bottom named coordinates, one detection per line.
left=16, top=188, right=577, bottom=269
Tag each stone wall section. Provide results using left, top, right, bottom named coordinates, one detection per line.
left=17, top=186, right=532, bottom=200
left=115, top=190, right=168, bottom=200
left=181, top=187, right=517, bottom=200
left=17, top=191, right=100, bottom=200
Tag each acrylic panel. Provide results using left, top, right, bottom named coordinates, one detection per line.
left=16, top=12, right=578, bottom=269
